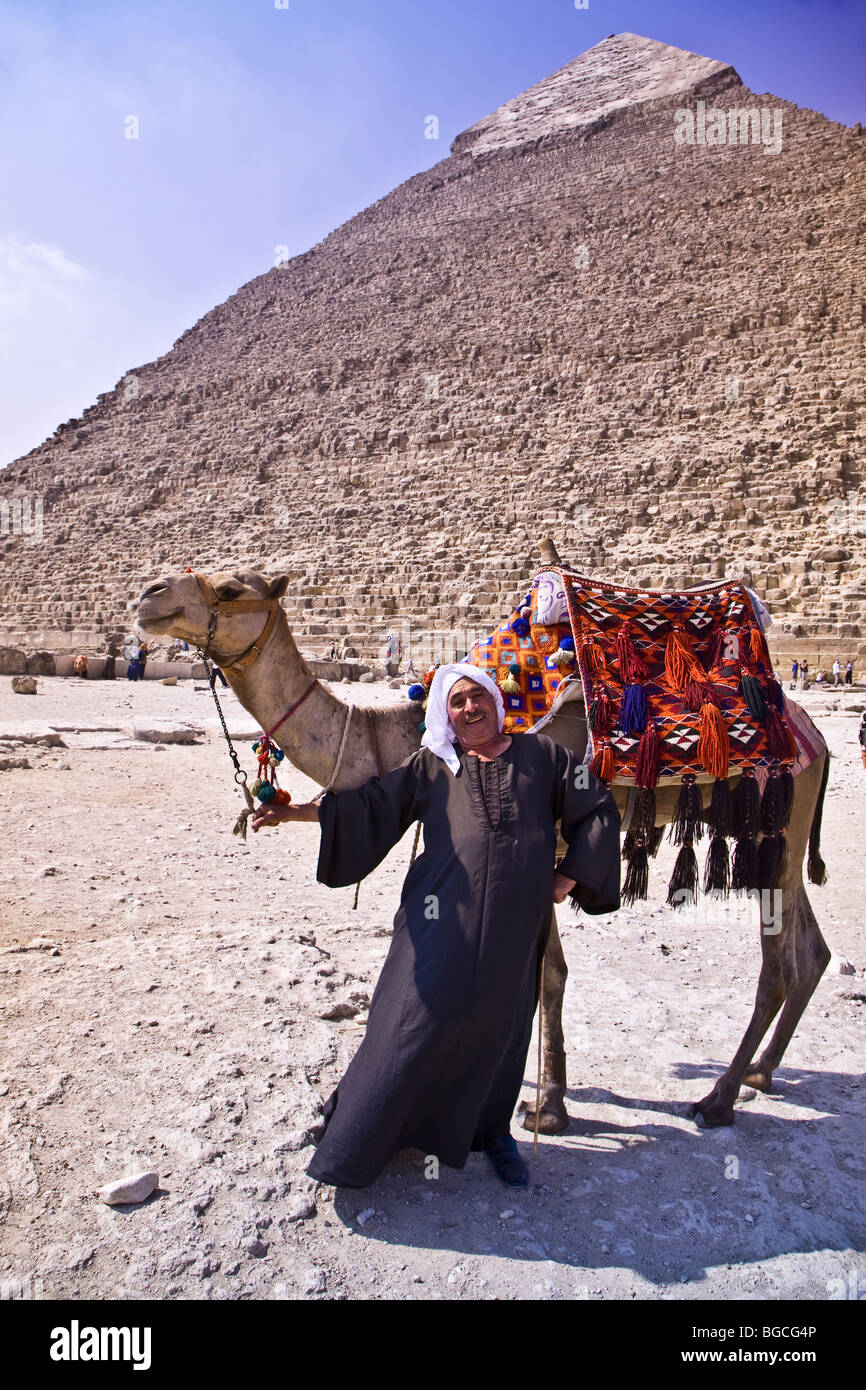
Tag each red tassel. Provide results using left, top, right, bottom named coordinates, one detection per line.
left=589, top=685, right=615, bottom=735
left=737, top=629, right=753, bottom=669
left=698, top=702, right=730, bottom=779
left=589, top=741, right=614, bottom=784
left=635, top=719, right=660, bottom=789
left=749, top=625, right=764, bottom=666
left=616, top=621, right=650, bottom=682
left=581, top=639, right=606, bottom=679
left=682, top=676, right=721, bottom=712
left=665, top=626, right=706, bottom=693
left=706, top=625, right=726, bottom=673
left=764, top=705, right=797, bottom=762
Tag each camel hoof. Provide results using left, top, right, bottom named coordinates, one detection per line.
left=518, top=1097, right=569, bottom=1136
left=689, top=1097, right=735, bottom=1128
left=743, top=1069, right=772, bottom=1093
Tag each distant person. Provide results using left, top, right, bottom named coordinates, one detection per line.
left=791, top=659, right=798, bottom=690
left=845, top=660, right=853, bottom=686
left=102, top=641, right=118, bottom=680
left=860, top=713, right=866, bottom=771
left=800, top=659, right=809, bottom=690
left=328, top=641, right=338, bottom=661
left=127, top=643, right=145, bottom=681
left=833, top=658, right=842, bottom=687
left=73, top=654, right=88, bottom=679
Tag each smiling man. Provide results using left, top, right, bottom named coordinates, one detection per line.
left=252, top=662, right=620, bottom=1188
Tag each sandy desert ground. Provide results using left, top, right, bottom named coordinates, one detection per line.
left=0, top=674, right=863, bottom=1302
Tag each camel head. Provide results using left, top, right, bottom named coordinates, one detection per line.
left=137, top=568, right=289, bottom=667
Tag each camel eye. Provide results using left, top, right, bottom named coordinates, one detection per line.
left=216, top=581, right=245, bottom=600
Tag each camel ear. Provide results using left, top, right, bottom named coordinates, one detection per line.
left=267, top=574, right=290, bottom=601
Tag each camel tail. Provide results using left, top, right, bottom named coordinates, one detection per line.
left=807, top=750, right=830, bottom=886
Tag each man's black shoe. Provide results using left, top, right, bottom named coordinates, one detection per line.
left=484, top=1133, right=529, bottom=1187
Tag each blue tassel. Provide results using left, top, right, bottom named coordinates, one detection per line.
left=618, top=682, right=648, bottom=735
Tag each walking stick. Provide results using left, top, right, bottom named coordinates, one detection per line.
left=534, top=955, right=545, bottom=1156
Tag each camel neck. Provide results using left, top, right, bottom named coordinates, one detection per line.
left=226, top=613, right=353, bottom=787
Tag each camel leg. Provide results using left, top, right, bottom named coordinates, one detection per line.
left=690, top=752, right=826, bottom=1126
left=689, top=892, right=796, bottom=1126
left=519, top=909, right=569, bottom=1135
left=744, top=886, right=830, bottom=1091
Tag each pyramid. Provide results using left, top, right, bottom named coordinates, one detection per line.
left=2, top=33, right=864, bottom=665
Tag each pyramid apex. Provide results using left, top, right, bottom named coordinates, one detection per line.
left=452, top=32, right=739, bottom=156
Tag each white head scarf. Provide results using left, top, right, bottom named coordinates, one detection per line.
left=420, top=662, right=505, bottom=775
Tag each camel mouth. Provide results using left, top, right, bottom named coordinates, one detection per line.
left=136, top=598, right=183, bottom=633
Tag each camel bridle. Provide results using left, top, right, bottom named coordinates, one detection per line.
left=189, top=569, right=281, bottom=678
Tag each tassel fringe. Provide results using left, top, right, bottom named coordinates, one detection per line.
left=707, top=777, right=732, bottom=839
left=670, top=774, right=704, bottom=846
left=703, top=834, right=731, bottom=897
left=667, top=841, right=699, bottom=908
left=622, top=841, right=649, bottom=904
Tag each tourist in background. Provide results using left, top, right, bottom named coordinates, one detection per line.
left=833, top=658, right=842, bottom=686
left=791, top=659, right=799, bottom=689
left=845, top=660, right=853, bottom=686
left=859, top=713, right=866, bottom=770
left=800, top=659, right=809, bottom=690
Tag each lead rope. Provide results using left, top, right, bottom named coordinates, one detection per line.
left=197, top=653, right=258, bottom=840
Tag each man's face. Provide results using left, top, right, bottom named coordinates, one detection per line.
left=447, top=678, right=500, bottom=747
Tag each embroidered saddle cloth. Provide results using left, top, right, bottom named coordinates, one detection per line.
left=467, top=566, right=807, bottom=783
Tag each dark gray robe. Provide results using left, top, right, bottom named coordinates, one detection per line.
left=305, top=732, right=621, bottom=1188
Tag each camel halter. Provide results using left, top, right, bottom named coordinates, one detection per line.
left=189, top=569, right=281, bottom=677
left=187, top=569, right=317, bottom=838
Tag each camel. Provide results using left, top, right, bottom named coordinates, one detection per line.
left=137, top=546, right=830, bottom=1134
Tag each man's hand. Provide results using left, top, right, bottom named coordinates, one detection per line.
left=251, top=801, right=320, bottom=832
left=552, top=871, right=577, bottom=904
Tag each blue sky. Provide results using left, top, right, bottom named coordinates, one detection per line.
left=1, top=0, right=863, bottom=468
